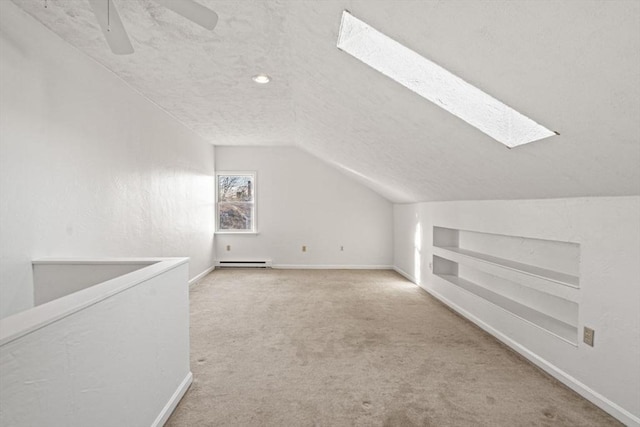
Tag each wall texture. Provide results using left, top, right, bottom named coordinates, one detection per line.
left=215, top=146, right=393, bottom=268
left=393, top=197, right=640, bottom=426
left=0, top=260, right=191, bottom=427
left=0, top=2, right=215, bottom=319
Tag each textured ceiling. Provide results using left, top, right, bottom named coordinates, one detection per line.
left=9, top=0, right=640, bottom=202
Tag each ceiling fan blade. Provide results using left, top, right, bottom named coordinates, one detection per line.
left=87, top=0, right=134, bottom=55
left=153, top=0, right=218, bottom=31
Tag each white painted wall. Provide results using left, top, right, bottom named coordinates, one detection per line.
left=215, top=146, right=393, bottom=268
left=0, top=2, right=216, bottom=318
left=393, top=197, right=640, bottom=426
left=0, top=259, right=191, bottom=427
left=33, top=259, right=156, bottom=306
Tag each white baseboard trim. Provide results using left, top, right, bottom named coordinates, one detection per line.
left=393, top=265, right=639, bottom=427
left=189, top=265, right=215, bottom=287
left=272, top=264, right=393, bottom=270
left=393, top=266, right=417, bottom=283
left=152, top=371, right=193, bottom=427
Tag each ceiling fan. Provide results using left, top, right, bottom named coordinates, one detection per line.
left=86, top=0, right=218, bottom=55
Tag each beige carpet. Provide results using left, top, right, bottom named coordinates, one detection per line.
left=166, top=269, right=620, bottom=426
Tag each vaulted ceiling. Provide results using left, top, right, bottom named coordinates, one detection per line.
left=10, top=0, right=640, bottom=202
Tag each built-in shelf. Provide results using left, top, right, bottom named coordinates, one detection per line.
left=433, top=246, right=579, bottom=298
left=435, top=273, right=578, bottom=345
left=432, top=226, right=581, bottom=344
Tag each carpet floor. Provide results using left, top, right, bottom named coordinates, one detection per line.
left=166, top=269, right=620, bottom=427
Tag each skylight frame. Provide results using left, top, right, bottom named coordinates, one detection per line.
left=337, top=11, right=557, bottom=148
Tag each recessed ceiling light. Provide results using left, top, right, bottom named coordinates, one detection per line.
left=252, top=74, right=271, bottom=84
left=337, top=11, right=557, bottom=148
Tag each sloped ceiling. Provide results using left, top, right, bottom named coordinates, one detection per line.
left=8, top=0, right=640, bottom=202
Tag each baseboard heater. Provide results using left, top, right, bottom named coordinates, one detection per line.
left=216, top=260, right=272, bottom=268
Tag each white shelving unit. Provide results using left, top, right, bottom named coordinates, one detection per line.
left=432, top=246, right=579, bottom=302
left=432, top=227, right=580, bottom=344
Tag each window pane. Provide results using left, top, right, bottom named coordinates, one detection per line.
left=218, top=175, right=253, bottom=202
left=219, top=202, right=253, bottom=230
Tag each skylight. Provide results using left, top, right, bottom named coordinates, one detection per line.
left=337, top=11, right=557, bottom=148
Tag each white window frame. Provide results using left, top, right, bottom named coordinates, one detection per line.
left=215, top=171, right=257, bottom=234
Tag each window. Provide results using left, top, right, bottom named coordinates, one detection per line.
left=337, top=11, right=557, bottom=148
left=216, top=172, right=256, bottom=233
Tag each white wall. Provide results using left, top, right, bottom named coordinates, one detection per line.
left=0, top=2, right=215, bottom=319
left=33, top=260, right=155, bottom=306
left=0, top=259, right=191, bottom=427
left=215, top=146, right=392, bottom=268
left=394, top=197, right=640, bottom=426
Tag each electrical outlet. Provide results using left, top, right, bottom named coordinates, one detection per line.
left=302, top=245, right=307, bottom=252
left=583, top=326, right=595, bottom=347
left=428, top=262, right=433, bottom=271
left=226, top=245, right=231, bottom=251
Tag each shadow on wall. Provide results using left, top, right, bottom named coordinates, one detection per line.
left=414, top=219, right=422, bottom=284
